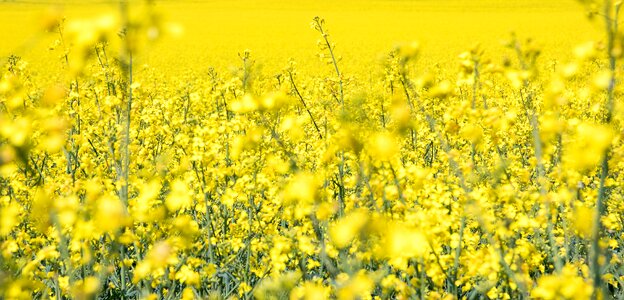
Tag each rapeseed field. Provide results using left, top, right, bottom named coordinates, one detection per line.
left=0, top=0, right=623, bottom=299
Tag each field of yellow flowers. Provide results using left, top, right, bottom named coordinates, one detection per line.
left=1, top=0, right=624, bottom=299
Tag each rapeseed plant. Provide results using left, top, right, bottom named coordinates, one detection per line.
left=1, top=0, right=624, bottom=299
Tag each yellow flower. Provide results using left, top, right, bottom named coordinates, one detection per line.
left=382, top=223, right=428, bottom=269
left=368, top=132, right=400, bottom=161
left=592, top=70, right=612, bottom=91
left=531, top=265, right=592, bottom=299
left=573, top=205, right=594, bottom=238
left=181, top=287, right=196, bottom=300
left=565, top=122, right=614, bottom=171
left=72, top=277, right=100, bottom=300
left=290, top=281, right=331, bottom=300
left=460, top=123, right=483, bottom=144
left=131, top=179, right=164, bottom=222
left=231, top=94, right=259, bottom=113
left=573, top=41, right=597, bottom=61
left=238, top=282, right=252, bottom=296
left=429, top=80, right=453, bottom=98
left=175, top=265, right=200, bottom=287
left=95, top=195, right=127, bottom=234
left=337, top=271, right=374, bottom=300
left=283, top=173, right=319, bottom=205
left=397, top=41, right=420, bottom=62
left=329, top=210, right=369, bottom=248
left=0, top=198, right=21, bottom=236
left=165, top=180, right=193, bottom=211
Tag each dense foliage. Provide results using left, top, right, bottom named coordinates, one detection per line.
left=1, top=1, right=624, bottom=299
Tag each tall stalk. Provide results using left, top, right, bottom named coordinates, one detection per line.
left=116, top=1, right=134, bottom=297
left=313, top=16, right=344, bottom=110
left=592, top=1, right=620, bottom=298
left=313, top=16, right=346, bottom=216
left=287, top=69, right=323, bottom=139
left=510, top=34, right=563, bottom=273
left=119, top=2, right=133, bottom=208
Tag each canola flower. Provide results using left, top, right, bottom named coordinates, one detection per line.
left=1, top=0, right=624, bottom=299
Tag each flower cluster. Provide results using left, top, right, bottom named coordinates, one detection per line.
left=1, top=1, right=624, bottom=299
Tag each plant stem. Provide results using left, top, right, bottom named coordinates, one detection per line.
left=288, top=71, right=323, bottom=139
left=592, top=2, right=619, bottom=298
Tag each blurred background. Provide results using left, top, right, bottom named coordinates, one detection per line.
left=0, top=0, right=600, bottom=76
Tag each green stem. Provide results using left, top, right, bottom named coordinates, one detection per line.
left=592, top=2, right=619, bottom=298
